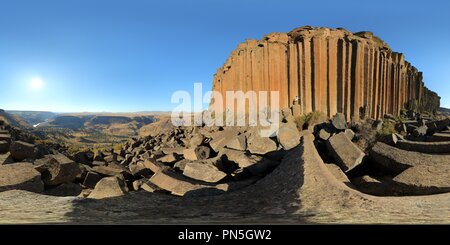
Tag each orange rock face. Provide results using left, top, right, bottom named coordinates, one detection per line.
left=211, top=26, right=425, bottom=121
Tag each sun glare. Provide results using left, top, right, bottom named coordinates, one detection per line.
left=31, top=77, right=44, bottom=90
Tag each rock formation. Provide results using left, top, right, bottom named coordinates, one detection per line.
left=212, top=26, right=438, bottom=120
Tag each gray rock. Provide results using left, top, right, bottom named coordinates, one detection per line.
left=225, top=134, right=247, bottom=151
left=83, top=172, right=102, bottom=189
left=0, top=162, right=44, bottom=193
left=0, top=152, right=14, bottom=165
left=183, top=161, right=227, bottom=183
left=88, top=176, right=128, bottom=199
left=331, top=113, right=347, bottom=130
left=277, top=124, right=300, bottom=150
left=344, top=129, right=355, bottom=140
left=38, top=154, right=82, bottom=186
left=44, top=183, right=83, bottom=197
left=369, top=142, right=450, bottom=175
left=143, top=158, right=165, bottom=173
left=392, top=164, right=450, bottom=195
left=10, top=141, right=36, bottom=161
left=413, top=125, right=428, bottom=137
left=327, top=132, right=365, bottom=172
left=157, top=153, right=178, bottom=164
left=247, top=132, right=277, bottom=155
left=0, top=140, right=10, bottom=153
left=92, top=163, right=130, bottom=177
left=318, top=129, right=331, bottom=141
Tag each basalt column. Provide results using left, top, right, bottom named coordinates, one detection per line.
left=211, top=26, right=435, bottom=120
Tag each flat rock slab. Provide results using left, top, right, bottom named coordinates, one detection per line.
left=326, top=132, right=365, bottom=172
left=392, top=164, right=450, bottom=195
left=247, top=132, right=278, bottom=155
left=427, top=133, right=450, bottom=142
left=396, top=140, right=450, bottom=154
left=183, top=161, right=226, bottom=183
left=1, top=137, right=450, bottom=224
left=0, top=162, right=44, bottom=193
left=369, top=142, right=450, bottom=174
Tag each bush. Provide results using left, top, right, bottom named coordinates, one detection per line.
left=376, top=121, right=396, bottom=137
left=294, top=111, right=326, bottom=130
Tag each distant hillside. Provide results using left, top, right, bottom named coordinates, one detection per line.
left=7, top=110, right=57, bottom=126
left=0, top=109, right=30, bottom=128
left=35, top=113, right=157, bottom=147
left=440, top=107, right=450, bottom=117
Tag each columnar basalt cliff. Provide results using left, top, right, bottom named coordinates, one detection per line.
left=212, top=26, right=437, bottom=120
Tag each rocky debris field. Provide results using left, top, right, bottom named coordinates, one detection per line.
left=1, top=116, right=301, bottom=199
left=1, top=108, right=450, bottom=224
left=311, top=112, right=450, bottom=197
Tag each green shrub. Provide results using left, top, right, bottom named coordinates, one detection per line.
left=294, top=111, right=326, bottom=130
left=376, top=121, right=396, bottom=137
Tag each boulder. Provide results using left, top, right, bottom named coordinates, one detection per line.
left=413, top=125, right=428, bottom=137
left=92, top=163, right=131, bottom=177
left=103, top=154, right=117, bottom=163
left=132, top=179, right=145, bottom=191
left=0, top=140, right=9, bottom=153
left=344, top=129, right=355, bottom=140
left=189, top=134, right=204, bottom=147
left=129, top=164, right=152, bottom=177
left=392, top=164, right=450, bottom=195
left=276, top=124, right=300, bottom=150
left=183, top=146, right=211, bottom=161
left=44, top=183, right=83, bottom=197
left=10, top=141, right=36, bottom=161
left=183, top=161, right=227, bottom=183
left=0, top=152, right=14, bottom=165
left=318, top=128, right=331, bottom=141
left=208, top=130, right=237, bottom=152
left=141, top=181, right=160, bottom=193
left=157, top=153, right=178, bottom=164
left=326, top=132, right=365, bottom=172
left=83, top=172, right=103, bottom=189
left=0, top=162, right=44, bottom=193
left=225, top=134, right=247, bottom=151
left=369, top=142, right=450, bottom=174
left=88, top=176, right=128, bottom=199
left=73, top=150, right=94, bottom=165
left=396, top=140, right=450, bottom=154
left=93, top=150, right=104, bottom=161
left=149, top=170, right=200, bottom=196
left=0, top=133, right=11, bottom=142
left=219, top=149, right=277, bottom=176
left=174, top=159, right=188, bottom=171
left=143, top=158, right=165, bottom=173
left=38, top=154, right=82, bottom=186
left=247, top=132, right=277, bottom=155
left=331, top=113, right=347, bottom=130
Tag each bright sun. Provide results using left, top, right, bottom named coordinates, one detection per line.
left=31, top=78, right=44, bottom=90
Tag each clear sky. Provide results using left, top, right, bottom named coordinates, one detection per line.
left=0, top=0, right=449, bottom=112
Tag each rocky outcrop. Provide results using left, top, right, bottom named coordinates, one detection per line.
left=211, top=26, right=437, bottom=120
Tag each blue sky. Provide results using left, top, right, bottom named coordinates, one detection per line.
left=0, top=0, right=449, bottom=112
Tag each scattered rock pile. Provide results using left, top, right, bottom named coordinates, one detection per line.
left=1, top=119, right=301, bottom=199
left=309, top=112, right=450, bottom=196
